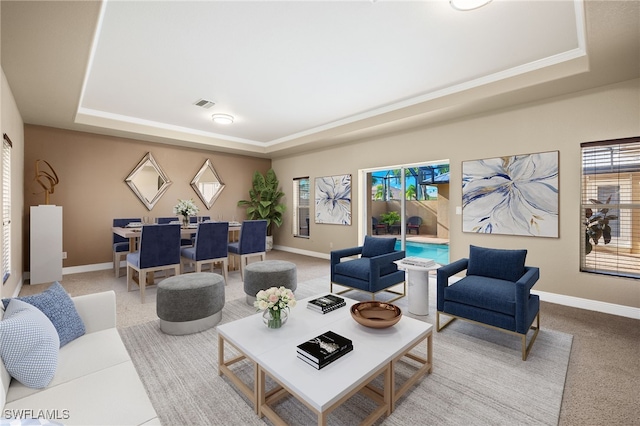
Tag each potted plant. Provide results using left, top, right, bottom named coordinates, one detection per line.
left=584, top=196, right=618, bottom=255
left=237, top=169, right=286, bottom=250
left=380, top=211, right=401, bottom=234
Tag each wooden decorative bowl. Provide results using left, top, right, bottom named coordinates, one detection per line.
left=350, top=301, right=402, bottom=329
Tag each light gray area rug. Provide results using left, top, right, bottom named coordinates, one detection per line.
left=119, top=277, right=572, bottom=425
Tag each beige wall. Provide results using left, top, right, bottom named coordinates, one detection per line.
left=1, top=69, right=25, bottom=299
left=23, top=125, right=270, bottom=269
left=272, top=78, right=640, bottom=309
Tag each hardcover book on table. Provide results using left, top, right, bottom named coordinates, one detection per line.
left=306, top=295, right=346, bottom=313
left=297, top=345, right=353, bottom=369
left=296, top=330, right=353, bottom=364
left=401, top=257, right=436, bottom=268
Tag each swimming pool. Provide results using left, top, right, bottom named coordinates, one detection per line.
left=394, top=241, right=449, bottom=265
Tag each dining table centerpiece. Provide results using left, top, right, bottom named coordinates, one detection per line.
left=254, top=286, right=296, bottom=329
left=173, top=198, right=199, bottom=228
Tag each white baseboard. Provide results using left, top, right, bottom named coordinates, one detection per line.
left=533, top=290, right=640, bottom=320
left=272, top=244, right=330, bottom=260
left=20, top=251, right=639, bottom=320
left=65, top=262, right=115, bottom=275
left=9, top=278, right=24, bottom=298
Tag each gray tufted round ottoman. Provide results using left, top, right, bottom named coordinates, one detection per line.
left=156, top=272, right=225, bottom=335
left=244, top=260, right=297, bottom=305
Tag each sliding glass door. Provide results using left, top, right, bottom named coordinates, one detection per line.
left=360, top=161, right=450, bottom=264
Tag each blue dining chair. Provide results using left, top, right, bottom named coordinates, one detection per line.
left=157, top=216, right=200, bottom=246
left=228, top=220, right=267, bottom=280
left=190, top=216, right=211, bottom=223
left=113, top=217, right=141, bottom=278
left=126, top=224, right=181, bottom=303
left=156, top=216, right=178, bottom=224
left=180, top=221, right=229, bottom=283
left=187, top=216, right=211, bottom=245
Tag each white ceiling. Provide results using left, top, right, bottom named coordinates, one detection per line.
left=2, top=1, right=639, bottom=158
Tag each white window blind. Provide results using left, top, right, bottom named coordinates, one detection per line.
left=581, top=136, right=640, bottom=279
left=2, top=134, right=12, bottom=284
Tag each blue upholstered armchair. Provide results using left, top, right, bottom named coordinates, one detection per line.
left=437, top=245, right=540, bottom=360
left=330, top=236, right=406, bottom=302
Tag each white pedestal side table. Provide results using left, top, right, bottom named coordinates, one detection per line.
left=395, top=259, right=440, bottom=316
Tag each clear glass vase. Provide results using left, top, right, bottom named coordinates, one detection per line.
left=182, top=215, right=189, bottom=228
left=263, top=308, right=288, bottom=329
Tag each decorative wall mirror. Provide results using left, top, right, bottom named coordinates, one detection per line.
left=125, top=152, right=172, bottom=210
left=191, top=159, right=225, bottom=209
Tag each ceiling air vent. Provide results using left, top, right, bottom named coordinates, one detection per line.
left=194, top=99, right=215, bottom=109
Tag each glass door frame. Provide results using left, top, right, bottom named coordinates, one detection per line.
left=358, top=159, right=449, bottom=251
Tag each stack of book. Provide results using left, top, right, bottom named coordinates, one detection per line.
left=402, top=257, right=436, bottom=268
left=296, top=331, right=353, bottom=369
left=306, top=294, right=346, bottom=314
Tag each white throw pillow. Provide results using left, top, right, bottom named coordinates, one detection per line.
left=0, top=299, right=59, bottom=388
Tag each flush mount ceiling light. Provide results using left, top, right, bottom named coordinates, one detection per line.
left=211, top=113, right=234, bottom=125
left=450, top=0, right=492, bottom=11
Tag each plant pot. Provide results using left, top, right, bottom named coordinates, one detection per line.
left=266, top=235, right=273, bottom=251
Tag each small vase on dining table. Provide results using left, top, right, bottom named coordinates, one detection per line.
left=181, top=215, right=189, bottom=229
left=263, top=308, right=288, bottom=329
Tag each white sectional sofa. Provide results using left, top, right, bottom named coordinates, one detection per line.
left=1, top=291, right=158, bottom=425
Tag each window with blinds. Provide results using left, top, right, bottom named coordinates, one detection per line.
left=2, top=134, right=12, bottom=284
left=581, top=136, right=640, bottom=279
left=293, top=177, right=310, bottom=238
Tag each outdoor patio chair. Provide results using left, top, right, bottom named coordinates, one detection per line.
left=406, top=216, right=422, bottom=234
left=372, top=217, right=387, bottom=235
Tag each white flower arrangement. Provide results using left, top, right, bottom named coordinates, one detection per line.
left=254, top=286, right=297, bottom=312
left=173, top=199, right=199, bottom=217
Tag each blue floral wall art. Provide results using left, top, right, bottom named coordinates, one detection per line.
left=462, top=151, right=559, bottom=237
left=315, top=174, right=352, bottom=225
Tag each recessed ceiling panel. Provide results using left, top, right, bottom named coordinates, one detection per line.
left=78, top=0, right=584, bottom=146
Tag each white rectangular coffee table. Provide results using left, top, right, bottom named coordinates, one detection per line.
left=217, top=295, right=433, bottom=425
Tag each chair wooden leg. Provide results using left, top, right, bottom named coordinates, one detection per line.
left=240, top=256, right=246, bottom=281
left=222, top=259, right=228, bottom=284
left=127, top=266, right=133, bottom=292
left=140, top=271, right=146, bottom=304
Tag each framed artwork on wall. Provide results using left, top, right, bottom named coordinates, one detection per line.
left=462, top=150, right=559, bottom=237
left=315, top=174, right=352, bottom=225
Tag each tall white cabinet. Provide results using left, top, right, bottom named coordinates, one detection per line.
left=30, top=205, right=63, bottom=285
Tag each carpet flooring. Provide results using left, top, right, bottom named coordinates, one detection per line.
left=119, top=277, right=572, bottom=426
